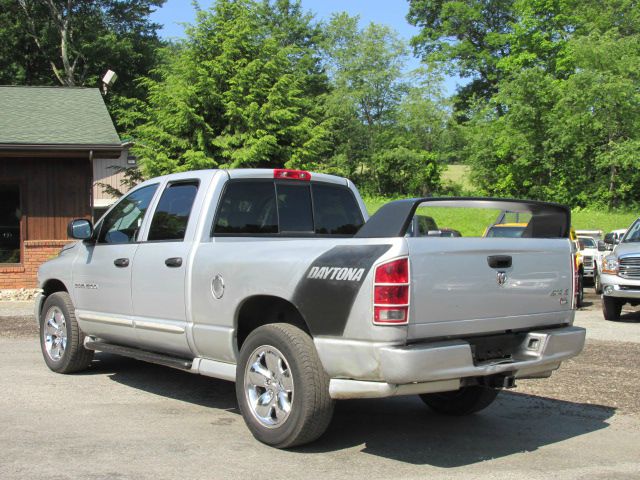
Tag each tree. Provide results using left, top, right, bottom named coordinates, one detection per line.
left=407, top=0, right=515, bottom=109
left=0, top=0, right=165, bottom=99
left=458, top=0, right=640, bottom=208
left=322, top=14, right=443, bottom=195
left=133, top=0, right=333, bottom=176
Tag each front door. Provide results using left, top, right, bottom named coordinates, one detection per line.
left=73, top=184, right=158, bottom=346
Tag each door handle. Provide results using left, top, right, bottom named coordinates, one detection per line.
left=114, top=258, right=130, bottom=268
left=165, top=257, right=183, bottom=268
left=487, top=255, right=512, bottom=269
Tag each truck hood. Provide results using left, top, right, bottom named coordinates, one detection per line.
left=614, top=243, right=640, bottom=257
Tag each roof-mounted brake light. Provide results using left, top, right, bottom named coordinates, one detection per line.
left=274, top=169, right=311, bottom=181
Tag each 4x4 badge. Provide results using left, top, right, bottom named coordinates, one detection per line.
left=497, top=271, right=507, bottom=286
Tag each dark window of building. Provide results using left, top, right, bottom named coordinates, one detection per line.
left=276, top=184, right=314, bottom=233
left=0, top=185, right=21, bottom=263
left=97, top=184, right=158, bottom=244
left=148, top=181, right=199, bottom=241
left=312, top=184, right=364, bottom=235
left=213, top=181, right=278, bottom=234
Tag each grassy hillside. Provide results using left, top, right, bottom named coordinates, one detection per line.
left=441, top=164, right=472, bottom=191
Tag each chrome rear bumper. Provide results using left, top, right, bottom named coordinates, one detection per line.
left=328, top=326, right=585, bottom=399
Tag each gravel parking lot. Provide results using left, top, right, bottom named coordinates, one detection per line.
left=1, top=292, right=639, bottom=480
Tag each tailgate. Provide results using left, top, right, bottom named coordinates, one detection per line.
left=406, top=237, right=573, bottom=339
left=355, top=196, right=574, bottom=340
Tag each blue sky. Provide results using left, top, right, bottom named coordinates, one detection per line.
left=150, top=0, right=462, bottom=95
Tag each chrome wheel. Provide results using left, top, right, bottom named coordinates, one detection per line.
left=244, top=345, right=294, bottom=428
left=43, top=306, right=67, bottom=361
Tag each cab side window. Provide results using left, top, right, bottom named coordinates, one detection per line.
left=148, top=181, right=199, bottom=241
left=97, top=184, right=158, bottom=244
left=213, top=181, right=277, bottom=234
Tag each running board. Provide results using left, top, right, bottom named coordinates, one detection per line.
left=84, top=340, right=193, bottom=371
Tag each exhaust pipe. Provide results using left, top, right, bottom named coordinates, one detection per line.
left=481, top=374, right=517, bottom=389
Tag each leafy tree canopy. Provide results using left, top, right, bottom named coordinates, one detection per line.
left=133, top=0, right=333, bottom=176
left=0, top=0, right=165, bottom=100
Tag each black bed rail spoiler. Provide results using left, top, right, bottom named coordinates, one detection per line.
left=355, top=197, right=571, bottom=239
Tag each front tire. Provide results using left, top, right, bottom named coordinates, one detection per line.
left=419, top=386, right=499, bottom=416
left=594, top=268, right=602, bottom=294
left=236, top=323, right=334, bottom=448
left=39, top=292, right=94, bottom=373
left=602, top=295, right=623, bottom=321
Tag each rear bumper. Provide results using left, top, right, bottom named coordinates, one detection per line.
left=325, top=326, right=585, bottom=399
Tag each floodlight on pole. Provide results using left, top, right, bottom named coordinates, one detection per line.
left=101, top=70, right=118, bottom=94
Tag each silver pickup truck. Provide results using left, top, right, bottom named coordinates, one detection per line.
left=600, top=218, right=640, bottom=320
left=36, top=169, right=585, bottom=448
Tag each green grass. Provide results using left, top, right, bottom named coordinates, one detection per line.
left=442, top=164, right=472, bottom=190
left=571, top=210, right=637, bottom=233
left=363, top=197, right=637, bottom=237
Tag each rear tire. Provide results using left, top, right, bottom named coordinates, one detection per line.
left=236, top=323, right=334, bottom=448
left=419, top=386, right=499, bottom=416
left=576, top=271, right=584, bottom=308
left=602, top=295, right=622, bottom=321
left=39, top=292, right=94, bottom=373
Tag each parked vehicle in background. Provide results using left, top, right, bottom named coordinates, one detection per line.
left=483, top=223, right=527, bottom=238
left=603, top=229, right=628, bottom=251
left=577, top=236, right=602, bottom=288
left=406, top=214, right=438, bottom=237
left=600, top=220, right=640, bottom=320
left=569, top=228, right=585, bottom=307
left=439, top=228, right=462, bottom=237
left=576, top=229, right=603, bottom=242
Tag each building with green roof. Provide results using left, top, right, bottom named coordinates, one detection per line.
left=0, top=86, right=128, bottom=288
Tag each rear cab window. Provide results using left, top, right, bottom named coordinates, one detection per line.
left=213, top=180, right=364, bottom=236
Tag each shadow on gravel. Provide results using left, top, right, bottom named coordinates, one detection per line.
left=88, top=353, right=615, bottom=468
left=90, top=352, right=239, bottom=413
left=618, top=310, right=640, bottom=323
left=300, top=391, right=615, bottom=466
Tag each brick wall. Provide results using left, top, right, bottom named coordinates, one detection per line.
left=0, top=240, right=72, bottom=289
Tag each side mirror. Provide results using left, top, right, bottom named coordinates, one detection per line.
left=67, top=219, right=93, bottom=240
left=597, top=240, right=606, bottom=252
left=604, top=233, right=614, bottom=245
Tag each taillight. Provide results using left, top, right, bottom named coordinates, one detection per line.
left=571, top=253, right=578, bottom=310
left=273, top=169, right=311, bottom=181
left=373, top=258, right=409, bottom=325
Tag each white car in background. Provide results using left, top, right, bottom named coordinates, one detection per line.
left=577, top=236, right=604, bottom=292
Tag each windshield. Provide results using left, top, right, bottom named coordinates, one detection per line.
left=578, top=237, right=596, bottom=249
left=623, top=220, right=640, bottom=243
left=485, top=226, right=526, bottom=238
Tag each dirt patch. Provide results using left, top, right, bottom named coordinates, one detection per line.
left=517, top=339, right=640, bottom=415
